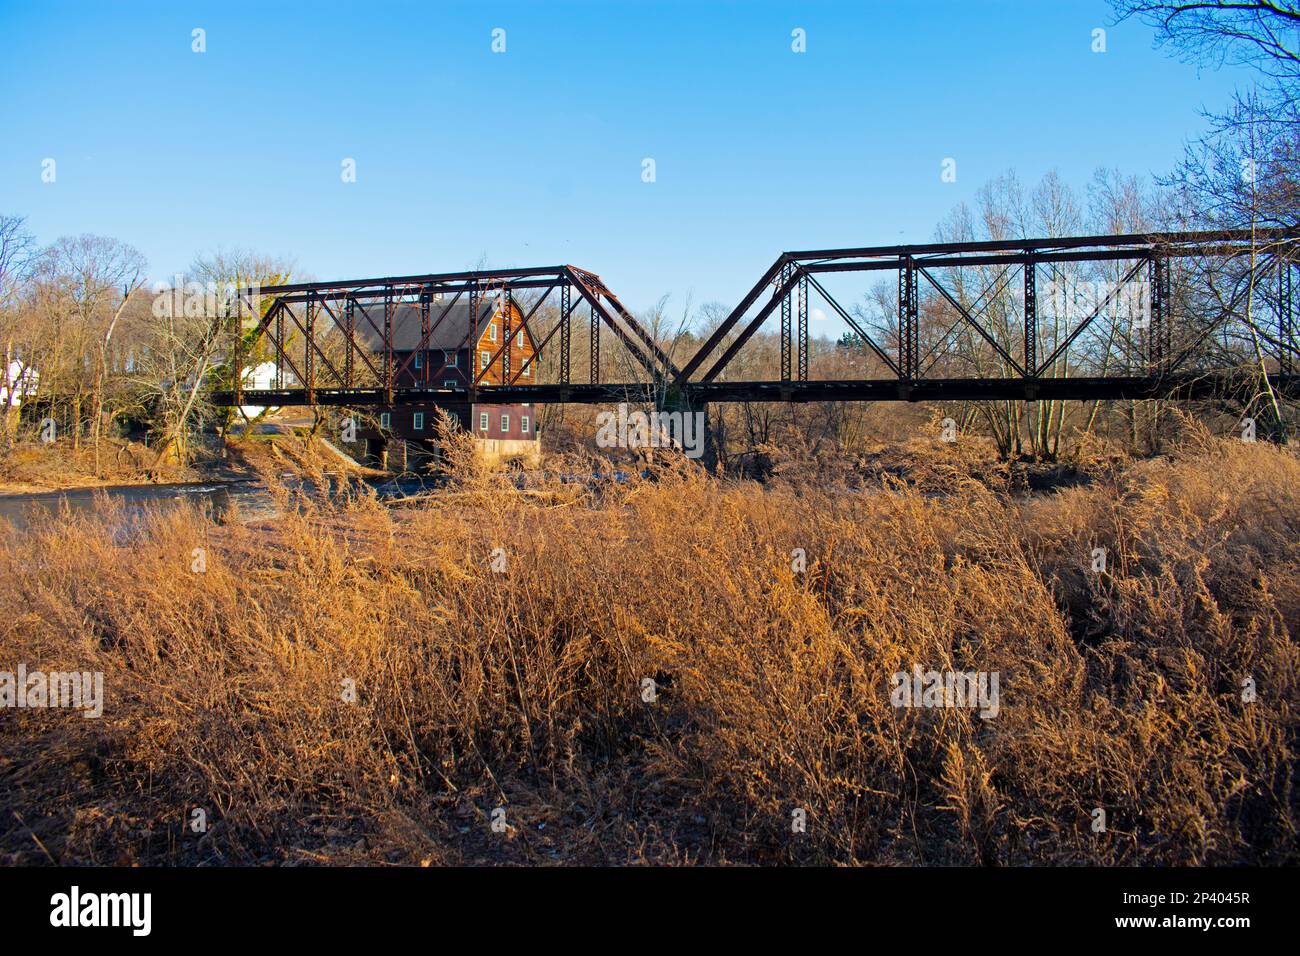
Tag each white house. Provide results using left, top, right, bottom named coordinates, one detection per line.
left=238, top=360, right=292, bottom=420
left=1, top=359, right=38, bottom=411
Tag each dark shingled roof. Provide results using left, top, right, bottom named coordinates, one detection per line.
left=288, top=297, right=507, bottom=352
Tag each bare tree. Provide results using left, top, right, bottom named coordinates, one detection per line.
left=29, top=235, right=146, bottom=464
left=132, top=248, right=293, bottom=467
left=189, top=247, right=294, bottom=438
left=1116, top=1, right=1300, bottom=438
left=0, top=215, right=37, bottom=447
left=1112, top=1, right=1300, bottom=115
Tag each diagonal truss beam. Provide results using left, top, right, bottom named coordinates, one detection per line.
left=919, top=265, right=1019, bottom=378
left=674, top=257, right=786, bottom=386
left=1165, top=253, right=1277, bottom=375
left=393, top=289, right=466, bottom=385
left=513, top=284, right=583, bottom=384
left=1035, top=259, right=1146, bottom=376
left=565, top=267, right=679, bottom=381
left=571, top=267, right=681, bottom=377
left=802, top=271, right=899, bottom=376
left=474, top=285, right=556, bottom=386
left=918, top=266, right=1027, bottom=378
left=698, top=263, right=803, bottom=384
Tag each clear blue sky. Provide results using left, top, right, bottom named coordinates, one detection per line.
left=0, top=0, right=1259, bottom=317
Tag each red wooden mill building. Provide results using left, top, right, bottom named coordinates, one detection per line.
left=354, top=294, right=541, bottom=468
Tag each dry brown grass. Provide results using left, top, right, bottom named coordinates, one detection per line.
left=0, top=428, right=1296, bottom=865
left=0, top=438, right=202, bottom=493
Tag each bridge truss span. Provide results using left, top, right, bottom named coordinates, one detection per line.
left=214, top=227, right=1300, bottom=409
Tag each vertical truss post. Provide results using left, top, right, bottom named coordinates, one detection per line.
left=344, top=297, right=355, bottom=389
left=1163, top=257, right=1172, bottom=365
left=590, top=302, right=600, bottom=384
left=468, top=281, right=479, bottom=402
left=232, top=296, right=243, bottom=407
left=500, top=286, right=511, bottom=383
left=420, top=293, right=431, bottom=386
left=304, top=292, right=316, bottom=402
left=560, top=280, right=571, bottom=385
left=274, top=302, right=284, bottom=390
left=1149, top=254, right=1167, bottom=372
left=779, top=262, right=793, bottom=382
left=1024, top=256, right=1037, bottom=378
left=383, top=291, right=393, bottom=403
left=1278, top=259, right=1294, bottom=377
left=797, top=271, right=809, bottom=381
left=898, top=256, right=918, bottom=381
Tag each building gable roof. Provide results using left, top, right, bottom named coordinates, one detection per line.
left=290, top=296, right=526, bottom=352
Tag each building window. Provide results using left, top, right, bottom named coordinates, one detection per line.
left=517, top=331, right=524, bottom=347
left=413, top=412, right=425, bottom=431
left=379, top=412, right=391, bottom=430
left=489, top=324, right=497, bottom=342
left=521, top=415, right=530, bottom=434
left=414, top=352, right=423, bottom=369
left=500, top=414, right=510, bottom=431
left=444, top=379, right=458, bottom=388
left=479, top=412, right=489, bottom=431
left=447, top=350, right=458, bottom=368
left=480, top=351, right=489, bottom=370
left=521, top=364, right=530, bottom=377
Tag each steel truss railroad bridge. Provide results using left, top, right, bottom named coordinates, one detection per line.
left=212, top=227, right=1300, bottom=411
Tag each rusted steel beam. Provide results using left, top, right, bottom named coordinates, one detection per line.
left=389, top=290, right=464, bottom=384
left=247, top=265, right=569, bottom=296
left=473, top=285, right=556, bottom=387
left=215, top=371, right=1300, bottom=408
left=569, top=266, right=680, bottom=379
left=782, top=226, right=1300, bottom=263
left=565, top=268, right=660, bottom=380
left=697, top=264, right=802, bottom=384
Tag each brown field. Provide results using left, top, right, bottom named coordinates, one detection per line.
left=1, top=427, right=1297, bottom=865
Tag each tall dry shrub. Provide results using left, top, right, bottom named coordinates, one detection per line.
left=0, top=436, right=1295, bottom=864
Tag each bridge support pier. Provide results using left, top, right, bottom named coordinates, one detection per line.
left=657, top=389, right=717, bottom=472
left=694, top=402, right=719, bottom=473
left=364, top=438, right=387, bottom=470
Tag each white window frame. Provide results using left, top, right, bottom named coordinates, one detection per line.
left=480, top=351, right=489, bottom=370
left=479, top=412, right=489, bottom=431
left=500, top=414, right=510, bottom=431
left=489, top=323, right=497, bottom=342
left=413, top=412, right=424, bottom=431
left=413, top=351, right=423, bottom=369
left=520, top=415, right=529, bottom=434
left=444, top=379, right=458, bottom=388
left=379, top=412, right=391, bottom=430
left=517, top=330, right=524, bottom=347
left=447, top=350, right=458, bottom=368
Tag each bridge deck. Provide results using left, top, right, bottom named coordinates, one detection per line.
left=215, top=372, right=1300, bottom=408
